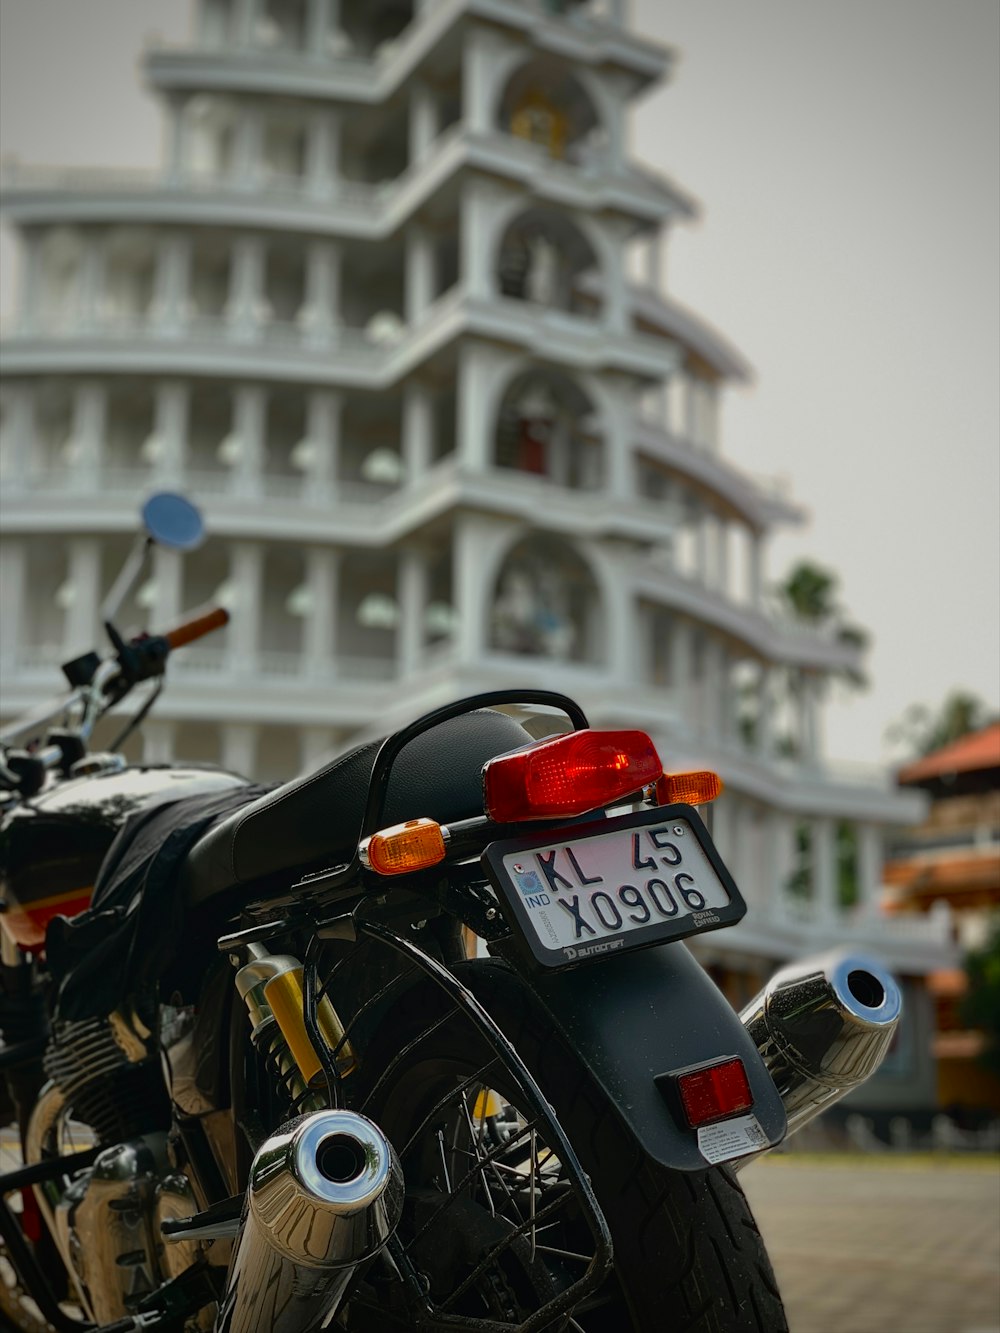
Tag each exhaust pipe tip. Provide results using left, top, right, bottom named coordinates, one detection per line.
left=742, top=951, right=903, bottom=1138
left=827, top=952, right=901, bottom=1026
left=251, top=1109, right=404, bottom=1268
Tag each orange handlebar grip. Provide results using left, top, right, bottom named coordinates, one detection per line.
left=163, top=606, right=230, bottom=651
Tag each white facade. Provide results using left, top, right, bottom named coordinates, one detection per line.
left=0, top=0, right=950, bottom=980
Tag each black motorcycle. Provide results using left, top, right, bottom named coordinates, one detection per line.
left=0, top=496, right=902, bottom=1331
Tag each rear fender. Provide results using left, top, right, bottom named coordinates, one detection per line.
left=475, top=944, right=787, bottom=1171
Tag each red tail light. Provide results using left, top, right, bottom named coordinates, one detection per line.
left=677, top=1057, right=753, bottom=1128
left=483, top=729, right=662, bottom=823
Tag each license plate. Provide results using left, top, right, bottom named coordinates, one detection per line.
left=482, top=803, right=745, bottom=969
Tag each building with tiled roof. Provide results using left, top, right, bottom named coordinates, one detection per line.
left=885, top=722, right=1000, bottom=1112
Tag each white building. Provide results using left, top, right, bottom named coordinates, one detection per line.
left=0, top=0, right=952, bottom=1084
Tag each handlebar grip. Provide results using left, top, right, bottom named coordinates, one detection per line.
left=163, top=606, right=230, bottom=651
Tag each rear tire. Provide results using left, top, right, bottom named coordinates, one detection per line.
left=351, top=959, right=787, bottom=1332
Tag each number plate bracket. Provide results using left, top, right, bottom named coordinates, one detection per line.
left=482, top=803, right=746, bottom=971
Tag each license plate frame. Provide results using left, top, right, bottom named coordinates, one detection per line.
left=482, top=803, right=746, bottom=970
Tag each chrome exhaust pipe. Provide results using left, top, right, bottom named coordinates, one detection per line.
left=740, top=951, right=902, bottom=1138
left=216, top=1109, right=403, bottom=1333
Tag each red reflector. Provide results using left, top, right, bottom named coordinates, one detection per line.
left=677, top=1058, right=753, bottom=1128
left=483, top=730, right=663, bottom=822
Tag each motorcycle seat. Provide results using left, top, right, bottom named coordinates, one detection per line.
left=180, top=709, right=532, bottom=906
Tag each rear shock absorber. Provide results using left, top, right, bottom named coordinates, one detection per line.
left=234, top=945, right=356, bottom=1113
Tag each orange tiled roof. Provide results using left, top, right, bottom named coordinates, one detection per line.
left=898, top=722, right=1000, bottom=785
left=883, top=851, right=1000, bottom=895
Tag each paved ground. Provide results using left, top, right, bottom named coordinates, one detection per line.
left=741, top=1157, right=1000, bottom=1333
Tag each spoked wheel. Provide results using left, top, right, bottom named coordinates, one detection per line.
left=344, top=959, right=788, bottom=1332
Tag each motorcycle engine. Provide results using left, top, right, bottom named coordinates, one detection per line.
left=30, top=1011, right=210, bottom=1324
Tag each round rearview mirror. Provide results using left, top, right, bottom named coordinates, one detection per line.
left=141, top=492, right=205, bottom=551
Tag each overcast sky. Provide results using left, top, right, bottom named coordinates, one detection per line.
left=1, top=0, right=997, bottom=764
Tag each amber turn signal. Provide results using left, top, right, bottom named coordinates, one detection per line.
left=361, top=817, right=447, bottom=876
left=655, top=770, right=724, bottom=806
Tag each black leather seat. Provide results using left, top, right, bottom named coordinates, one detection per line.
left=182, top=709, right=532, bottom=905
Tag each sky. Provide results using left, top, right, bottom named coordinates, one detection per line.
left=1, top=0, right=997, bottom=764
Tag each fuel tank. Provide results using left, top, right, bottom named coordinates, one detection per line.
left=0, top=765, right=248, bottom=953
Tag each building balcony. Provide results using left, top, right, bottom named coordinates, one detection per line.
left=633, top=418, right=805, bottom=531
left=0, top=456, right=677, bottom=550
left=144, top=0, right=667, bottom=107
left=0, top=283, right=676, bottom=386
left=633, top=557, right=864, bottom=677
left=713, top=895, right=956, bottom=976
left=1, top=122, right=679, bottom=240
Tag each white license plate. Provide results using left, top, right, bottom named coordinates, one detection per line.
left=482, top=804, right=745, bottom=969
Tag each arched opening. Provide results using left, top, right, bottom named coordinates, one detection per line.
left=497, top=58, right=603, bottom=164
left=490, top=533, right=603, bottom=664
left=496, top=208, right=600, bottom=316
left=494, top=369, right=603, bottom=490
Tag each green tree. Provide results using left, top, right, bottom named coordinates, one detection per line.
left=778, top=561, right=838, bottom=623
left=886, top=690, right=996, bottom=758
left=960, top=922, right=1000, bottom=1077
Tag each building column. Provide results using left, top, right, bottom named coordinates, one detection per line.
left=682, top=373, right=697, bottom=443
left=69, top=381, right=107, bottom=490
left=701, top=636, right=722, bottom=736
left=305, top=108, right=340, bottom=198
left=222, top=723, right=257, bottom=776
left=403, top=380, right=432, bottom=484
left=409, top=80, right=438, bottom=164
left=230, top=0, right=256, bottom=44
left=607, top=582, right=637, bottom=686
left=64, top=538, right=102, bottom=652
left=1, top=384, right=35, bottom=485
left=142, top=719, right=176, bottom=765
left=152, top=232, right=191, bottom=336
left=604, top=76, right=626, bottom=173
left=721, top=648, right=741, bottom=741
left=302, top=545, right=338, bottom=677
left=226, top=233, right=266, bottom=338
left=755, top=662, right=775, bottom=758
left=716, top=521, right=730, bottom=598
left=301, top=389, right=341, bottom=502
left=455, top=343, right=491, bottom=473
left=691, top=503, right=709, bottom=584
left=227, top=542, right=263, bottom=674
left=813, top=817, right=836, bottom=922
left=452, top=516, right=485, bottom=664
left=798, top=670, right=822, bottom=765
left=0, top=540, right=27, bottom=671
left=165, top=96, right=189, bottom=182
left=747, top=531, right=764, bottom=609
left=644, top=231, right=662, bottom=290
left=713, top=793, right=736, bottom=862
left=668, top=616, right=693, bottom=699
left=17, top=231, right=41, bottom=334
left=461, top=30, right=494, bottom=135
left=77, top=232, right=107, bottom=332
left=305, top=0, right=332, bottom=54
left=229, top=384, right=266, bottom=496
left=459, top=184, right=492, bottom=301
left=398, top=546, right=429, bottom=676
left=233, top=104, right=263, bottom=188
left=856, top=823, right=883, bottom=917
left=759, top=809, right=789, bottom=920
left=604, top=385, right=633, bottom=503
left=405, top=225, right=435, bottom=325
left=151, top=544, right=183, bottom=632
left=603, top=221, right=629, bottom=335
left=300, top=239, right=340, bottom=343
left=150, top=380, right=189, bottom=486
